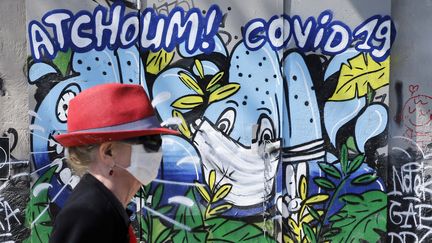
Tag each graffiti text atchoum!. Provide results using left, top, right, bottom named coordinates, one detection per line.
left=28, top=3, right=222, bottom=60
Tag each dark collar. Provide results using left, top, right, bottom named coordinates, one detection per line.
left=82, top=173, right=130, bottom=226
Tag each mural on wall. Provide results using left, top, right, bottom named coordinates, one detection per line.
left=25, top=1, right=395, bottom=242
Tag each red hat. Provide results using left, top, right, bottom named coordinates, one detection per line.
left=54, top=83, right=179, bottom=147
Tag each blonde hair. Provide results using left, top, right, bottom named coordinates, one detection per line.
left=66, top=145, right=99, bottom=176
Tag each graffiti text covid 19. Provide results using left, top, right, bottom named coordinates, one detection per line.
left=243, top=10, right=396, bottom=61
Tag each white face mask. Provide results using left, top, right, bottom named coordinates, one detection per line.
left=193, top=119, right=280, bottom=206
left=118, top=144, right=163, bottom=185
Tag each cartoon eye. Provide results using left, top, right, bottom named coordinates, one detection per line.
left=256, top=115, right=275, bottom=144
left=56, top=90, right=77, bottom=123
left=216, top=108, right=236, bottom=135
left=261, top=128, right=273, bottom=142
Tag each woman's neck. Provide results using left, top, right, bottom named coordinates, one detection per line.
left=89, top=169, right=141, bottom=207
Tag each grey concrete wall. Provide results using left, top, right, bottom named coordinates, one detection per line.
left=0, top=1, right=29, bottom=160
left=388, top=1, right=432, bottom=242
left=0, top=1, right=31, bottom=242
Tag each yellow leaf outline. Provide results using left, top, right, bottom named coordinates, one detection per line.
left=209, top=83, right=240, bottom=104
left=304, top=194, right=329, bottom=205
left=299, top=175, right=307, bottom=201
left=212, top=184, right=232, bottom=203
left=194, top=59, right=205, bottom=79
left=329, top=53, right=390, bottom=101
left=146, top=49, right=174, bottom=75
left=288, top=218, right=300, bottom=239
left=195, top=182, right=211, bottom=203
left=208, top=203, right=233, bottom=217
left=172, top=110, right=191, bottom=138
left=178, top=71, right=204, bottom=95
left=300, top=210, right=324, bottom=224
left=283, top=235, right=296, bottom=243
left=206, top=71, right=224, bottom=91
left=208, top=170, right=216, bottom=192
left=171, top=95, right=204, bottom=109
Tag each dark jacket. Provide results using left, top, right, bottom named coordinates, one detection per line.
left=50, top=173, right=131, bottom=243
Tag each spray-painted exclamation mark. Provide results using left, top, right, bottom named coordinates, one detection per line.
left=201, top=5, right=223, bottom=53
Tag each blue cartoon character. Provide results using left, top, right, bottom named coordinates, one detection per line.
left=152, top=38, right=283, bottom=207
left=28, top=45, right=144, bottom=209
left=277, top=49, right=389, bottom=232
left=278, top=51, right=326, bottom=217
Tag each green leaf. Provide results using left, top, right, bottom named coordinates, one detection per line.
left=321, top=228, right=341, bottom=239
left=351, top=173, right=378, bottom=185
left=142, top=183, right=152, bottom=199
left=146, top=49, right=174, bottom=75
left=140, top=214, right=149, bottom=238
left=345, top=136, right=358, bottom=152
left=340, top=194, right=364, bottom=204
left=52, top=49, right=72, bottom=76
left=173, top=230, right=208, bottom=243
left=212, top=184, right=232, bottom=203
left=206, top=71, right=224, bottom=90
left=151, top=216, right=171, bottom=243
left=209, top=83, right=240, bottom=104
left=151, top=183, right=164, bottom=207
left=178, top=71, right=204, bottom=95
left=157, top=205, right=173, bottom=215
left=327, top=190, right=387, bottom=242
left=154, top=227, right=172, bottom=243
left=139, top=212, right=151, bottom=242
left=208, top=83, right=221, bottom=93
left=174, top=188, right=204, bottom=229
left=173, top=188, right=206, bottom=242
left=340, top=144, right=348, bottom=174
left=302, top=223, right=317, bottom=243
left=206, top=217, right=277, bottom=242
left=318, top=162, right=341, bottom=179
left=347, top=154, right=365, bottom=174
left=366, top=83, right=377, bottom=104
left=171, top=95, right=204, bottom=109
left=313, top=178, right=336, bottom=190
left=328, top=211, right=349, bottom=223
left=307, top=206, right=321, bottom=221
left=23, top=165, right=58, bottom=243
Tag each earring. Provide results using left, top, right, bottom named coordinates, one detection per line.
left=109, top=165, right=115, bottom=176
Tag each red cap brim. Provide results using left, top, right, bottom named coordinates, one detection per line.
left=54, top=128, right=179, bottom=147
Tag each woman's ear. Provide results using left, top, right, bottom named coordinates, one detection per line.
left=98, top=142, right=114, bottom=164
